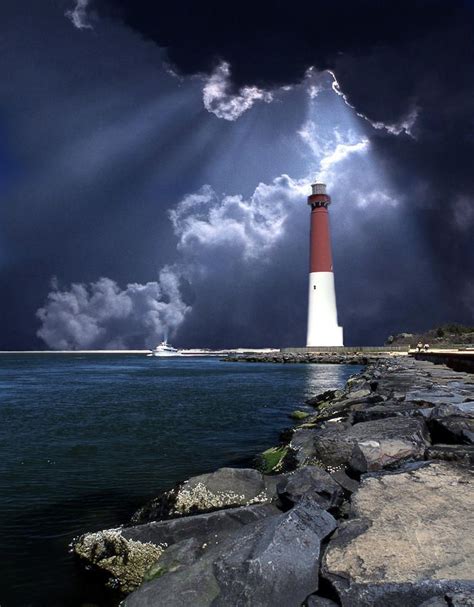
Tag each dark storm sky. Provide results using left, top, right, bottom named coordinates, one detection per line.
left=0, top=0, right=473, bottom=349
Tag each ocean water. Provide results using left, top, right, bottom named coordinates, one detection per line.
left=0, top=355, right=360, bottom=607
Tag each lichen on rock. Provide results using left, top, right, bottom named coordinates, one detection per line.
left=172, top=481, right=268, bottom=515
left=73, top=528, right=165, bottom=593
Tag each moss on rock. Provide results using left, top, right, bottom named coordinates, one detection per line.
left=257, top=446, right=289, bottom=474
left=289, top=410, right=310, bottom=420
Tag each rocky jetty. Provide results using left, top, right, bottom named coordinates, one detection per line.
left=72, top=356, right=474, bottom=606
left=223, top=351, right=383, bottom=365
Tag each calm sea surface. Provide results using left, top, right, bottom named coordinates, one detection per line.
left=0, top=355, right=360, bottom=607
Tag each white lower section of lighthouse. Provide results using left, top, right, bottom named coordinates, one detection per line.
left=306, top=272, right=344, bottom=347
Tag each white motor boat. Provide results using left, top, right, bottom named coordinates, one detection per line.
left=147, top=341, right=182, bottom=357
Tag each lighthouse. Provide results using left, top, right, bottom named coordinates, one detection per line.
left=306, top=182, right=344, bottom=347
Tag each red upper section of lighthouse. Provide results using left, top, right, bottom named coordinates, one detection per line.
left=308, top=183, right=334, bottom=273
left=308, top=193, right=331, bottom=207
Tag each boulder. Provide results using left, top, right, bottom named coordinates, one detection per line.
left=350, top=436, right=425, bottom=473
left=430, top=402, right=474, bottom=419
left=418, top=593, right=474, bottom=607
left=417, top=598, right=450, bottom=607
left=305, top=597, right=340, bottom=607
left=74, top=503, right=278, bottom=591
left=256, top=445, right=292, bottom=474
left=124, top=496, right=337, bottom=607
left=313, top=416, right=429, bottom=471
left=290, top=429, right=319, bottom=467
left=330, top=469, right=360, bottom=494
left=322, top=462, right=474, bottom=607
left=73, top=528, right=164, bottom=593
left=142, top=537, right=202, bottom=583
left=349, top=402, right=431, bottom=424
left=425, top=444, right=474, bottom=465
left=306, top=389, right=343, bottom=407
left=346, top=388, right=372, bottom=400
left=132, top=467, right=275, bottom=523
left=276, top=466, right=343, bottom=510
left=123, top=503, right=279, bottom=547
left=405, top=389, right=469, bottom=407
left=447, top=591, right=474, bottom=606
left=429, top=416, right=474, bottom=445
left=290, top=410, right=311, bottom=420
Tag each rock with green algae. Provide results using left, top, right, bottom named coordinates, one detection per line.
left=143, top=537, right=202, bottom=582
left=256, top=445, right=289, bottom=474
left=290, top=410, right=310, bottom=420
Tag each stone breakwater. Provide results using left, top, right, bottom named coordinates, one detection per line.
left=72, top=356, right=474, bottom=607
left=223, top=351, right=385, bottom=365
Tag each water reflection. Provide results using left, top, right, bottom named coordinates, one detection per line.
left=302, top=363, right=360, bottom=400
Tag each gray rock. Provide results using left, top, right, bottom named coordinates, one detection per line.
left=426, top=444, right=474, bottom=464
left=429, top=416, right=474, bottom=445
left=417, top=598, right=450, bottom=607
left=306, top=389, right=343, bottom=407
left=322, top=462, right=474, bottom=607
left=417, top=593, right=474, bottom=607
left=123, top=502, right=279, bottom=547
left=406, top=390, right=469, bottom=407
left=347, top=388, right=372, bottom=399
left=430, top=402, right=474, bottom=419
left=290, top=428, right=319, bottom=466
left=305, top=597, right=339, bottom=607
left=447, top=591, right=474, bottom=606
left=125, top=497, right=337, bottom=607
left=313, top=416, right=429, bottom=471
left=74, top=503, right=278, bottom=591
left=349, top=402, right=431, bottom=424
left=276, top=466, right=343, bottom=510
left=331, top=469, right=360, bottom=494
left=132, top=467, right=274, bottom=523
left=142, top=537, right=202, bottom=583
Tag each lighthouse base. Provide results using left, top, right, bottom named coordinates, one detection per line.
left=306, top=325, right=343, bottom=347
left=306, top=272, right=344, bottom=347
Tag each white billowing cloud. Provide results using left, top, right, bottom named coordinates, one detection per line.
left=202, top=62, right=274, bottom=120
left=328, top=70, right=418, bottom=137
left=298, top=121, right=370, bottom=180
left=65, top=0, right=92, bottom=30
left=169, top=114, right=388, bottom=267
left=297, top=118, right=403, bottom=209
left=318, top=136, right=370, bottom=180
left=36, top=266, right=190, bottom=349
left=352, top=188, right=399, bottom=209
left=169, top=177, right=307, bottom=260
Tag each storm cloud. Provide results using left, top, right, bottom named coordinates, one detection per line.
left=1, top=1, right=473, bottom=350
left=37, top=267, right=189, bottom=349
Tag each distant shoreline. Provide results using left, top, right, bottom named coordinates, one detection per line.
left=0, top=350, right=150, bottom=354
left=0, top=348, right=280, bottom=355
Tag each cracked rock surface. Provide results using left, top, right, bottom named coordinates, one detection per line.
left=323, top=462, right=474, bottom=606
